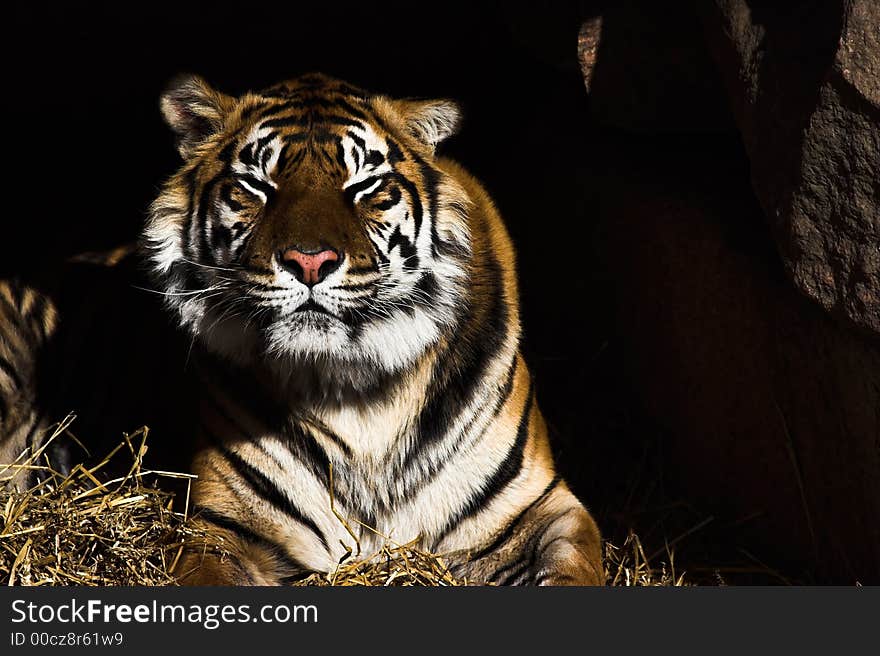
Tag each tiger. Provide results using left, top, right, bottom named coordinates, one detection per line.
left=1, top=72, right=603, bottom=586
left=0, top=280, right=59, bottom=490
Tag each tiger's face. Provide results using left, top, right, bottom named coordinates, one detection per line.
left=145, top=74, right=471, bottom=388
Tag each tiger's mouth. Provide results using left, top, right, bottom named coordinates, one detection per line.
left=293, top=299, right=334, bottom=315
left=279, top=296, right=351, bottom=329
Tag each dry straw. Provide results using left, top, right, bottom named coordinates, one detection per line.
left=1, top=419, right=686, bottom=587
left=0, top=416, right=205, bottom=586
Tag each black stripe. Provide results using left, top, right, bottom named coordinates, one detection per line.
left=310, top=130, right=339, bottom=145
left=177, top=169, right=199, bottom=270
left=217, top=140, right=236, bottom=163
left=345, top=265, right=379, bottom=276
left=333, top=97, right=369, bottom=121
left=8, top=281, right=25, bottom=312
left=300, top=94, right=331, bottom=108
left=332, top=281, right=374, bottom=293
left=385, top=140, right=405, bottom=164
left=321, top=114, right=365, bottom=128
left=317, top=144, right=336, bottom=169
left=255, top=101, right=307, bottom=119
left=368, top=238, right=390, bottom=266
left=259, top=87, right=292, bottom=100
left=409, top=358, right=519, bottom=507
left=261, top=114, right=309, bottom=130
left=283, top=421, right=332, bottom=487
left=284, top=147, right=307, bottom=170
left=346, top=131, right=366, bottom=163
left=24, top=291, right=50, bottom=338
left=254, top=133, right=275, bottom=156
left=239, top=142, right=257, bottom=168
left=405, top=250, right=508, bottom=468
left=334, top=138, right=347, bottom=172
left=435, top=380, right=534, bottom=540
left=194, top=172, right=226, bottom=268
left=388, top=172, right=424, bottom=237
left=237, top=174, right=275, bottom=200
left=344, top=175, right=385, bottom=204
left=418, top=161, right=443, bottom=257
left=282, top=132, right=309, bottom=146
left=364, top=150, right=384, bottom=167
left=205, top=429, right=329, bottom=551
left=162, top=262, right=199, bottom=305
left=236, top=102, right=263, bottom=124
left=260, top=146, right=274, bottom=173
left=193, top=506, right=308, bottom=574
left=387, top=225, right=417, bottom=270
left=276, top=142, right=291, bottom=172
left=261, top=113, right=364, bottom=131
left=468, top=474, right=560, bottom=561
left=231, top=230, right=253, bottom=262
left=0, top=290, right=18, bottom=319
left=0, top=295, right=36, bottom=351
left=497, top=357, right=518, bottom=404
left=212, top=225, right=232, bottom=251
left=300, top=414, right=353, bottom=459
left=0, top=355, right=24, bottom=392
left=373, top=185, right=401, bottom=211
left=220, top=183, right=243, bottom=212
left=332, top=82, right=368, bottom=99
left=495, top=557, right=535, bottom=586
left=201, top=389, right=309, bottom=502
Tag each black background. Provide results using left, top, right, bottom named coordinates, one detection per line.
left=4, top=3, right=595, bottom=264
left=4, top=2, right=760, bottom=577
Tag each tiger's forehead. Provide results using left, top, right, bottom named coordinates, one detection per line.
left=222, top=90, right=402, bottom=187
left=237, top=102, right=391, bottom=158
left=259, top=72, right=369, bottom=100
left=236, top=74, right=388, bottom=146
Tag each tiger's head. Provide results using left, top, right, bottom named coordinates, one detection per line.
left=145, top=73, right=472, bottom=391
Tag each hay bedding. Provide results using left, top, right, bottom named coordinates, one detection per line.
left=1, top=418, right=685, bottom=587
left=0, top=417, right=204, bottom=586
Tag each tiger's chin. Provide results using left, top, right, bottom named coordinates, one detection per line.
left=189, top=304, right=444, bottom=395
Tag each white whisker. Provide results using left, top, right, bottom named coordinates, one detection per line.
left=131, top=284, right=226, bottom=297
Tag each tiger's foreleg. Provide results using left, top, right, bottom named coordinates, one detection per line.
left=455, top=481, right=605, bottom=586
left=172, top=519, right=296, bottom=586
left=172, top=459, right=313, bottom=586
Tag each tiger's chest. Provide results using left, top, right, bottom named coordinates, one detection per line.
left=196, top=381, right=445, bottom=565
left=303, top=400, right=425, bottom=517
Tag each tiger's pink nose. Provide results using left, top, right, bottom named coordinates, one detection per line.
left=279, top=247, right=341, bottom=286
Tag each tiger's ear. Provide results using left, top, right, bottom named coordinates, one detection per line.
left=160, top=74, right=236, bottom=158
left=389, top=99, right=462, bottom=152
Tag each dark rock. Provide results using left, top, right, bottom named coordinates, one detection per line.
left=577, top=0, right=880, bottom=583
left=600, top=167, right=880, bottom=583
left=700, top=0, right=880, bottom=334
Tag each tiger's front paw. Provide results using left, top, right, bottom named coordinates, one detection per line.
left=531, top=500, right=605, bottom=586
left=532, top=537, right=604, bottom=586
